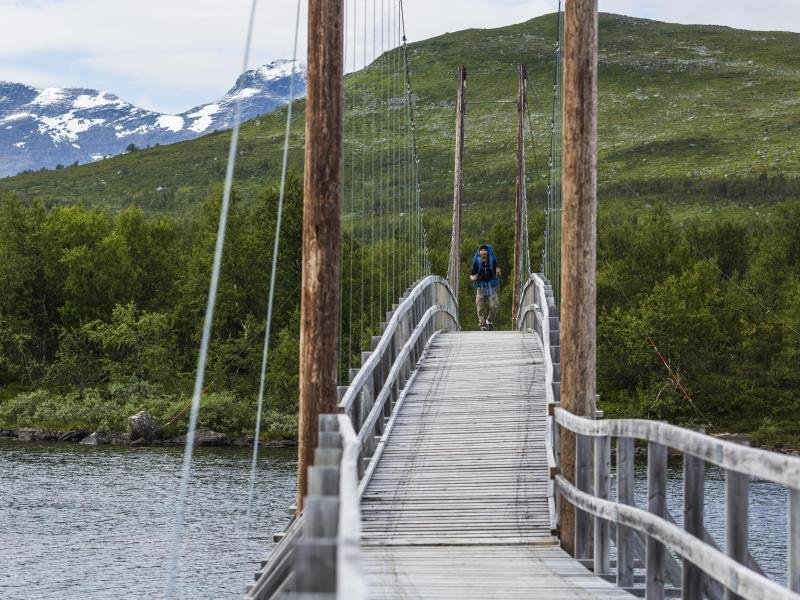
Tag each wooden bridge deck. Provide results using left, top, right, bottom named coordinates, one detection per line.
left=360, top=331, right=633, bottom=598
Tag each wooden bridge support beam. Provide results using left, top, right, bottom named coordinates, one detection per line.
left=559, top=0, right=598, bottom=556
left=297, top=0, right=344, bottom=511
left=448, top=65, right=466, bottom=304
left=513, top=64, right=527, bottom=328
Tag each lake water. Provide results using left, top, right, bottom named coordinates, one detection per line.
left=627, top=458, right=788, bottom=584
left=0, top=439, right=296, bottom=599
left=0, top=441, right=789, bottom=598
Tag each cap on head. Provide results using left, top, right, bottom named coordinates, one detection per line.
left=479, top=244, right=489, bottom=251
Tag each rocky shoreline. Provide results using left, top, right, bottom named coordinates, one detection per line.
left=0, top=417, right=297, bottom=449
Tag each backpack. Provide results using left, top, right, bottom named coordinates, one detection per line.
left=471, top=244, right=499, bottom=289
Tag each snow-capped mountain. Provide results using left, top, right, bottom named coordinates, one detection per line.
left=0, top=60, right=306, bottom=178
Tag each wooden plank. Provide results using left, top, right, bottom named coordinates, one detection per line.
left=648, top=441, right=668, bottom=600
left=791, top=488, right=800, bottom=592
left=358, top=331, right=638, bottom=598
left=683, top=451, right=704, bottom=600
left=593, top=435, right=610, bottom=575
left=726, top=462, right=750, bottom=600
left=617, top=437, right=635, bottom=589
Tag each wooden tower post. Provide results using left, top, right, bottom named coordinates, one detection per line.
left=449, top=65, right=466, bottom=302
left=297, top=0, right=344, bottom=511
left=513, top=64, right=528, bottom=328
left=559, top=0, right=598, bottom=556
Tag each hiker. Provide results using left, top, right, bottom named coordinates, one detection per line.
left=469, top=244, right=502, bottom=330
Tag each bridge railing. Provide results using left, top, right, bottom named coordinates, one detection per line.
left=521, top=272, right=800, bottom=599
left=338, top=274, right=459, bottom=475
left=517, top=273, right=561, bottom=530
left=554, top=410, right=800, bottom=600
left=247, top=275, right=459, bottom=599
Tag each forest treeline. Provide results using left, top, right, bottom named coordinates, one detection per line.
left=0, top=181, right=799, bottom=446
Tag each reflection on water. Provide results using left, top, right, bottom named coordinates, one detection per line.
left=0, top=439, right=296, bottom=599
left=622, top=457, right=787, bottom=584
left=0, top=441, right=790, bottom=597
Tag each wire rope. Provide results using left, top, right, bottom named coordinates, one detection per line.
left=246, top=0, right=302, bottom=521
left=164, top=1, right=259, bottom=597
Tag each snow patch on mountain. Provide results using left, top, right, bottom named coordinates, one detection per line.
left=156, top=115, right=184, bottom=132
left=0, top=60, right=307, bottom=177
left=73, top=92, right=123, bottom=110
left=38, top=113, right=105, bottom=142
left=32, top=88, right=65, bottom=106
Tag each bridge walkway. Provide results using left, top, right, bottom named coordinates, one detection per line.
left=359, top=330, right=633, bottom=599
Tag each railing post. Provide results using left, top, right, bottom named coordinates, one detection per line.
left=617, top=437, right=635, bottom=589
left=683, top=450, right=705, bottom=600
left=295, top=415, right=340, bottom=594
left=593, top=435, right=610, bottom=575
left=647, top=441, right=667, bottom=600
left=790, top=487, right=800, bottom=592
left=575, top=432, right=592, bottom=559
left=726, top=439, right=750, bottom=600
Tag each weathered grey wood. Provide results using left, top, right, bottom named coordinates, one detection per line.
left=554, top=408, right=800, bottom=489
left=557, top=474, right=800, bottom=600
left=575, top=433, right=593, bottom=559
left=305, top=496, right=340, bottom=539
left=593, top=434, right=610, bottom=575
left=359, top=332, right=634, bottom=598
left=648, top=441, right=667, bottom=600
left=726, top=464, right=750, bottom=600
left=308, top=466, right=339, bottom=496
left=294, top=541, right=336, bottom=594
left=683, top=452, right=705, bottom=600
left=314, top=448, right=342, bottom=467
left=617, top=436, right=635, bottom=589
left=790, top=487, right=800, bottom=592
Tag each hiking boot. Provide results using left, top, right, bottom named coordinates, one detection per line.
left=479, top=325, right=488, bottom=331
left=487, top=322, right=495, bottom=331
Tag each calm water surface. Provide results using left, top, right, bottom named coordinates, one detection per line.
left=0, top=439, right=296, bottom=599
left=0, top=441, right=789, bottom=598
left=626, top=458, right=788, bottom=584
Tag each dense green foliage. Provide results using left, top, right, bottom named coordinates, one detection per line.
left=0, top=14, right=798, bottom=445
left=0, top=176, right=423, bottom=437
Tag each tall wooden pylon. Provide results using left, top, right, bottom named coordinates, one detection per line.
left=448, top=66, right=466, bottom=302
left=296, top=0, right=344, bottom=511
left=513, top=64, right=528, bottom=328
left=560, top=0, right=598, bottom=556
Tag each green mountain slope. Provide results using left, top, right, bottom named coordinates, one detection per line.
left=2, top=13, right=799, bottom=211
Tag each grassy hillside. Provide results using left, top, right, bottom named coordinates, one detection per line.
left=1, top=13, right=799, bottom=445
left=2, top=13, right=799, bottom=214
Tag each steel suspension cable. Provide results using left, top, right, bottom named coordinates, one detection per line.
left=165, top=1, right=259, bottom=597
left=246, top=0, right=303, bottom=519
left=347, top=0, right=357, bottom=374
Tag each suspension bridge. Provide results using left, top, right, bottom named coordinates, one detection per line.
left=161, top=0, right=800, bottom=598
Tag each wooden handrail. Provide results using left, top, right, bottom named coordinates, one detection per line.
left=336, top=414, right=366, bottom=599
left=250, top=277, right=460, bottom=599
left=554, top=408, right=800, bottom=488
left=339, top=275, right=458, bottom=416
left=556, top=475, right=800, bottom=600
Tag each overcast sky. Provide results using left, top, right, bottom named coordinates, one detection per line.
left=1, top=0, right=797, bottom=114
